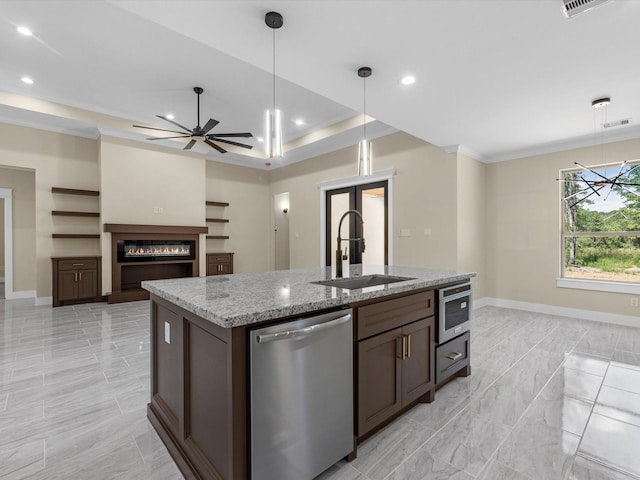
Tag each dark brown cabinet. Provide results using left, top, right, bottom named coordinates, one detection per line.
left=52, top=256, right=102, bottom=307
left=206, top=253, right=234, bottom=276
left=356, top=291, right=435, bottom=437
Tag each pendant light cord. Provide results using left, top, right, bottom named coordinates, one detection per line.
left=272, top=27, right=276, bottom=117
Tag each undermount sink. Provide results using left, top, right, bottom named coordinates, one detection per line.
left=311, top=274, right=416, bottom=290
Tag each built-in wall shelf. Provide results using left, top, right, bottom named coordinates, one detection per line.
left=52, top=186, right=101, bottom=240
left=51, top=187, right=100, bottom=197
left=52, top=211, right=100, bottom=217
left=206, top=201, right=229, bottom=241
left=52, top=234, right=101, bottom=239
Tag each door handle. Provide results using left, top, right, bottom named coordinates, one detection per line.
left=79, top=271, right=82, bottom=281
left=74, top=272, right=78, bottom=282
left=447, top=352, right=463, bottom=361
left=406, top=334, right=411, bottom=359
left=256, top=313, right=351, bottom=343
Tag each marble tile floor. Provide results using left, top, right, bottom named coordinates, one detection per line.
left=1, top=299, right=640, bottom=479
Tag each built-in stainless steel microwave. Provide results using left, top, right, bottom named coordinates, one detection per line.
left=438, top=282, right=472, bottom=344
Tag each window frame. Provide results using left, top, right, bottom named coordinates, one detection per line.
left=557, top=160, right=640, bottom=294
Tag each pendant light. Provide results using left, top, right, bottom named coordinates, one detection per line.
left=265, top=11, right=283, bottom=160
left=358, top=67, right=373, bottom=176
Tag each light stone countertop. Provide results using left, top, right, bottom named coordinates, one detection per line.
left=141, top=264, right=476, bottom=328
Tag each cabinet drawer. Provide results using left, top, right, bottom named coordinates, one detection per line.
left=435, top=331, right=470, bottom=385
left=57, top=258, right=98, bottom=271
left=357, top=291, right=434, bottom=340
left=207, top=253, right=232, bottom=263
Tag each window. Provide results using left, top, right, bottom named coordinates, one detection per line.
left=560, top=160, right=640, bottom=286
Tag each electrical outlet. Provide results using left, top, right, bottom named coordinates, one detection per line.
left=632, top=297, right=639, bottom=307
left=153, top=207, right=159, bottom=214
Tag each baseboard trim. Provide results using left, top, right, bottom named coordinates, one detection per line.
left=36, top=296, right=53, bottom=306
left=5, top=290, right=36, bottom=300
left=481, top=297, right=639, bottom=328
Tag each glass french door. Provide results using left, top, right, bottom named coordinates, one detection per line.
left=325, top=180, right=388, bottom=267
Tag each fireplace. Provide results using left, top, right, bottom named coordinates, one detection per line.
left=117, top=239, right=196, bottom=263
left=105, top=224, right=208, bottom=304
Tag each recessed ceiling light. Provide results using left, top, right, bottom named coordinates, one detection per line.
left=17, top=26, right=32, bottom=36
left=166, top=113, right=174, bottom=120
left=294, top=119, right=305, bottom=126
left=21, top=76, right=34, bottom=84
left=256, top=137, right=264, bottom=143
left=401, top=75, right=416, bottom=85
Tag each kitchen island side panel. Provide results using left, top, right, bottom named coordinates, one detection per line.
left=149, top=294, right=248, bottom=480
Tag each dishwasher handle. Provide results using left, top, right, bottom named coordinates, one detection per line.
left=256, top=313, right=351, bottom=344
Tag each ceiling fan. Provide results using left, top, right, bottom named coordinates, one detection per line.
left=133, top=87, right=254, bottom=154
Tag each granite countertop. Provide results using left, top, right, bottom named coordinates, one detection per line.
left=141, top=264, right=476, bottom=328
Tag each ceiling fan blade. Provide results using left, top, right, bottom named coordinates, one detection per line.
left=147, top=135, right=192, bottom=140
left=133, top=125, right=189, bottom=135
left=202, top=118, right=220, bottom=134
left=156, top=115, right=193, bottom=133
left=205, top=139, right=227, bottom=154
left=184, top=139, right=197, bottom=150
left=208, top=137, right=254, bottom=150
left=208, top=132, right=253, bottom=138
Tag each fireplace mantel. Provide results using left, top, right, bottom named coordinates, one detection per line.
left=105, top=224, right=207, bottom=303
left=104, top=224, right=208, bottom=234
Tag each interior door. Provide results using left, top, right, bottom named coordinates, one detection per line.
left=326, top=181, right=388, bottom=267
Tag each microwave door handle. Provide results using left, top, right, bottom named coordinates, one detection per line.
left=256, top=314, right=351, bottom=344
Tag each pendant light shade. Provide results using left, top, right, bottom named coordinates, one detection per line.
left=358, top=66, right=372, bottom=176
left=265, top=11, right=284, bottom=160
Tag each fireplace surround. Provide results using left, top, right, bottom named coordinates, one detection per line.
left=104, top=224, right=208, bottom=303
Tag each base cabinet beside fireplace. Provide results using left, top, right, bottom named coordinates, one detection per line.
left=206, top=253, right=234, bottom=276
left=52, top=256, right=102, bottom=307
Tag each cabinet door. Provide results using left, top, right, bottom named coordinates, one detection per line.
left=77, top=269, right=97, bottom=299
left=218, top=262, right=232, bottom=275
left=58, top=271, right=79, bottom=301
left=358, top=328, right=402, bottom=436
left=401, top=317, right=435, bottom=406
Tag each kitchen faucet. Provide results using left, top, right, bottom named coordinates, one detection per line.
left=335, top=209, right=365, bottom=278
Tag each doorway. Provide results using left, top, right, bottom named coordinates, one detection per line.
left=274, top=192, right=290, bottom=270
left=0, top=188, right=12, bottom=300
left=325, top=181, right=388, bottom=267
left=0, top=198, right=4, bottom=299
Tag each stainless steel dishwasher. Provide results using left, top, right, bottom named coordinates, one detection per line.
left=250, top=308, right=353, bottom=480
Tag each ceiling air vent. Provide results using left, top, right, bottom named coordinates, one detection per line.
left=562, top=0, right=613, bottom=17
left=603, top=118, right=632, bottom=129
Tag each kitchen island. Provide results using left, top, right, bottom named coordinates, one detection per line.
left=142, top=264, right=475, bottom=480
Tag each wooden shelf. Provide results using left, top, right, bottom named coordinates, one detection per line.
left=205, top=218, right=229, bottom=223
left=52, top=211, right=100, bottom=217
left=206, top=201, right=229, bottom=207
left=52, top=234, right=101, bottom=239
left=52, top=187, right=100, bottom=197
left=206, top=235, right=229, bottom=240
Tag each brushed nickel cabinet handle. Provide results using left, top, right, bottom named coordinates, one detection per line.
left=74, top=272, right=78, bottom=282
left=447, top=352, right=463, bottom=361
left=79, top=272, right=82, bottom=281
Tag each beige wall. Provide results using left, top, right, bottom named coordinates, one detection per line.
left=0, top=198, right=4, bottom=278
left=457, top=153, right=487, bottom=299
left=486, top=138, right=640, bottom=317
left=0, top=123, right=98, bottom=298
left=269, top=132, right=460, bottom=272
left=0, top=166, right=36, bottom=291
left=205, top=161, right=272, bottom=273
left=99, top=136, right=206, bottom=293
